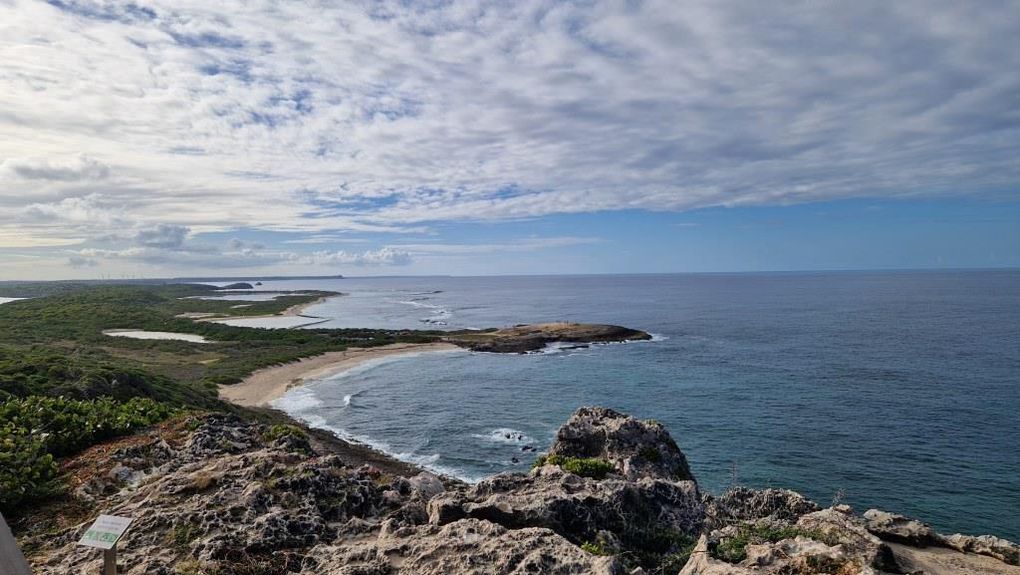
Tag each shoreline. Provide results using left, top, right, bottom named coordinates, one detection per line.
left=219, top=342, right=461, bottom=407
left=198, top=294, right=333, bottom=324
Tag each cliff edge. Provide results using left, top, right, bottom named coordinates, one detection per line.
left=17, top=408, right=1019, bottom=575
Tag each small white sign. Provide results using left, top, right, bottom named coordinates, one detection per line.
left=77, top=515, right=133, bottom=550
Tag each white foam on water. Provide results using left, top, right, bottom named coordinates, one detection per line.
left=531, top=333, right=663, bottom=355
left=271, top=345, right=480, bottom=482
left=271, top=387, right=324, bottom=412
left=472, top=428, right=536, bottom=445
left=279, top=405, right=483, bottom=483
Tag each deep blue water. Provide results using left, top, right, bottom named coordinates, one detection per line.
left=252, top=271, right=1019, bottom=540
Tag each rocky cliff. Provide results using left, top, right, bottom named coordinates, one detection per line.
left=17, top=408, right=1019, bottom=575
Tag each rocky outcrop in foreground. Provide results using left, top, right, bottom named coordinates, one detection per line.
left=17, top=408, right=1020, bottom=575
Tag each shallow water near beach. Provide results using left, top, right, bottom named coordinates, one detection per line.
left=266, top=271, right=1020, bottom=540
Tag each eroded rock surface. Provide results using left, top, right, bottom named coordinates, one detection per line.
left=312, top=518, right=625, bottom=575
left=940, top=532, right=1020, bottom=565
left=705, top=487, right=820, bottom=530
left=547, top=405, right=694, bottom=481
left=428, top=466, right=704, bottom=551
left=863, top=508, right=939, bottom=547
left=16, top=407, right=1019, bottom=575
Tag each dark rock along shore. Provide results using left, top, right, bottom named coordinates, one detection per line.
left=445, top=322, right=652, bottom=353
left=17, top=407, right=1019, bottom=574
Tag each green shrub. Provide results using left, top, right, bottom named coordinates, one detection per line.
left=711, top=524, right=833, bottom=563
left=581, top=540, right=610, bottom=555
left=262, top=424, right=307, bottom=443
left=0, top=395, right=177, bottom=513
left=532, top=454, right=616, bottom=479
left=639, top=446, right=662, bottom=463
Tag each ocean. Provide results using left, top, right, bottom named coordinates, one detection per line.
left=244, top=271, right=1018, bottom=540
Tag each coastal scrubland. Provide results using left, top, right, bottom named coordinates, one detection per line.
left=0, top=283, right=645, bottom=518
left=0, top=283, right=445, bottom=514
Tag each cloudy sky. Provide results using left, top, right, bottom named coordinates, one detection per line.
left=2, top=0, right=1019, bottom=279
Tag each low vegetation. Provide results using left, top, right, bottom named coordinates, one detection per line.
left=533, top=454, right=616, bottom=479
left=0, top=282, right=445, bottom=515
left=711, top=524, right=836, bottom=563
left=0, top=396, right=177, bottom=512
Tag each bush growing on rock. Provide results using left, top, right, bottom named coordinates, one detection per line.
left=532, top=454, right=616, bottom=479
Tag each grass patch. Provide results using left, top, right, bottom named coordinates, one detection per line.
left=581, top=540, right=610, bottom=556
left=711, top=524, right=836, bottom=564
left=533, top=454, right=616, bottom=479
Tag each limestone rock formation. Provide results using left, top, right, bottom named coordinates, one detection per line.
left=705, top=487, right=820, bottom=529
left=15, top=407, right=1020, bottom=575
left=679, top=535, right=754, bottom=575
left=862, top=508, right=939, bottom=547
left=940, top=532, right=1020, bottom=565
left=794, top=505, right=899, bottom=572
left=312, top=518, right=625, bottom=575
left=428, top=407, right=703, bottom=570
left=428, top=466, right=704, bottom=551
left=546, top=406, right=694, bottom=481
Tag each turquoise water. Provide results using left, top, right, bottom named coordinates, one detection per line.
left=258, top=271, right=1019, bottom=540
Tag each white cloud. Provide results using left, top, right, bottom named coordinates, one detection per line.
left=1, top=154, right=109, bottom=181
left=21, top=193, right=116, bottom=223
left=72, top=236, right=413, bottom=269
left=67, top=254, right=98, bottom=267
left=391, top=237, right=603, bottom=255
left=302, top=248, right=412, bottom=267
left=0, top=0, right=1017, bottom=267
left=135, top=224, right=189, bottom=249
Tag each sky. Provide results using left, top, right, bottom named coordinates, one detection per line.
left=1, top=0, right=1019, bottom=279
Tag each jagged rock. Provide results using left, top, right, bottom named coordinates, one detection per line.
left=705, top=487, right=820, bottom=529
left=795, top=505, right=898, bottom=572
left=20, top=407, right=1020, bottom=575
left=940, top=532, right=1020, bottom=565
left=183, top=413, right=258, bottom=457
left=24, top=415, right=393, bottom=574
left=408, top=472, right=445, bottom=501
left=429, top=465, right=703, bottom=556
left=742, top=536, right=862, bottom=573
left=679, top=535, right=754, bottom=575
left=385, top=519, right=624, bottom=574
left=546, top=406, right=694, bottom=481
left=311, top=518, right=624, bottom=574
left=862, top=508, right=938, bottom=547
left=886, top=540, right=1020, bottom=574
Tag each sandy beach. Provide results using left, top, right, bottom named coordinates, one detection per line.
left=219, top=342, right=461, bottom=407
